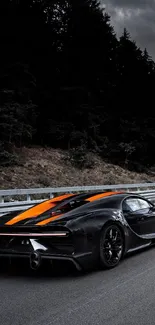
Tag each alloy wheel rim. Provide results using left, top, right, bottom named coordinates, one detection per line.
left=102, top=226, right=123, bottom=266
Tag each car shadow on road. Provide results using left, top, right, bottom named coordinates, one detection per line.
left=0, top=259, right=92, bottom=281
left=0, top=245, right=154, bottom=281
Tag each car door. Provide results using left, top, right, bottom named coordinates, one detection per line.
left=122, top=197, right=155, bottom=235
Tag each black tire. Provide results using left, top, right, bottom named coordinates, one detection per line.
left=99, top=224, right=124, bottom=269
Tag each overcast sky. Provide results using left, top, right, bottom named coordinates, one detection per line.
left=101, top=0, right=155, bottom=59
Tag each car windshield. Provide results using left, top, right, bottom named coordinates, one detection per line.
left=50, top=199, right=88, bottom=215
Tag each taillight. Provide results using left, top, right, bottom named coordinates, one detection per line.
left=0, top=231, right=69, bottom=237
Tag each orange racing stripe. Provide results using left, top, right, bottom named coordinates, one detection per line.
left=85, top=191, right=123, bottom=202
left=5, top=194, right=74, bottom=226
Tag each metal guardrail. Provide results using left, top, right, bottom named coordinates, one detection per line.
left=0, top=183, right=155, bottom=215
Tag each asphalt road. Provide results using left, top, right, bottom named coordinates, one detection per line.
left=1, top=247, right=155, bottom=325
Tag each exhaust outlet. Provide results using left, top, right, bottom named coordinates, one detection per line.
left=30, top=252, right=41, bottom=270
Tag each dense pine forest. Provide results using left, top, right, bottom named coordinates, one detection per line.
left=0, top=0, right=155, bottom=171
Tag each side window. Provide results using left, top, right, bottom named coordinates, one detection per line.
left=125, top=198, right=141, bottom=212
left=123, top=198, right=151, bottom=213
left=137, top=199, right=151, bottom=210
left=122, top=201, right=132, bottom=213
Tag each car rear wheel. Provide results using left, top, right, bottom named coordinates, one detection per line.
left=99, top=224, right=124, bottom=269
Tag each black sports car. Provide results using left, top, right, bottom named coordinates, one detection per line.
left=0, top=191, right=155, bottom=271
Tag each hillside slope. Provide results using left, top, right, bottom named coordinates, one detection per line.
left=0, top=147, right=154, bottom=189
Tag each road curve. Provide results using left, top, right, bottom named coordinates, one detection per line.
left=1, top=247, right=155, bottom=325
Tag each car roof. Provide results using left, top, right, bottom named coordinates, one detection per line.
left=62, top=191, right=126, bottom=202
left=52, top=191, right=143, bottom=207
left=63, top=192, right=148, bottom=214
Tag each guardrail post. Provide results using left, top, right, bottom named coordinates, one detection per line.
left=27, top=194, right=31, bottom=201
left=0, top=196, right=4, bottom=203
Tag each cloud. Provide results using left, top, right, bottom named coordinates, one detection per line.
left=101, top=0, right=155, bottom=59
